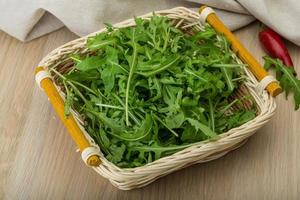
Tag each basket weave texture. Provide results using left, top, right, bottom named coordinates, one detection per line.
left=38, top=7, right=276, bottom=190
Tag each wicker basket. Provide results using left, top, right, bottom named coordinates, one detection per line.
left=36, top=7, right=277, bottom=190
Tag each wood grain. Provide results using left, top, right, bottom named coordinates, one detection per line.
left=1, top=22, right=300, bottom=200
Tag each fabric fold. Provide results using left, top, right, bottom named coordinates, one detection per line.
left=0, top=0, right=299, bottom=45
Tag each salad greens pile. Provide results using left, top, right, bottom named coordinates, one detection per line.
left=52, top=15, right=256, bottom=168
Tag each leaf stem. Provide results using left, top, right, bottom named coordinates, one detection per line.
left=95, top=103, right=124, bottom=110
left=184, top=68, right=208, bottom=82
left=125, top=28, right=138, bottom=126
left=152, top=113, right=179, bottom=137
left=208, top=98, right=215, bottom=132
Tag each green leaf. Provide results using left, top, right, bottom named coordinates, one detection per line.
left=239, top=110, right=256, bottom=124
left=107, top=144, right=126, bottom=163
left=190, top=26, right=216, bottom=41
left=220, top=67, right=234, bottom=92
left=125, top=28, right=138, bottom=126
left=100, top=129, right=111, bottom=149
left=263, top=56, right=300, bottom=110
left=87, top=110, right=124, bottom=133
left=181, top=124, right=206, bottom=142
left=87, top=33, right=116, bottom=50
left=165, top=111, right=185, bottom=129
left=65, top=70, right=99, bottom=81
left=101, top=47, right=124, bottom=93
left=152, top=113, right=179, bottom=137
left=75, top=56, right=105, bottom=71
left=138, top=56, right=180, bottom=77
left=226, top=110, right=256, bottom=129
left=101, top=67, right=115, bottom=94
left=63, top=83, right=74, bottom=116
left=208, top=98, right=215, bottom=132
left=186, top=118, right=217, bottom=138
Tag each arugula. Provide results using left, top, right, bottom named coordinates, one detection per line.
left=263, top=56, right=300, bottom=110
left=53, top=15, right=257, bottom=168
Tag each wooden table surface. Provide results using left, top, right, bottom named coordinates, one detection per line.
left=1, top=22, right=300, bottom=200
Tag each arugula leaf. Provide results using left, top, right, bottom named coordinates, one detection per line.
left=125, top=28, right=138, bottom=126
left=65, top=70, right=99, bottom=81
left=220, top=67, right=234, bottom=92
left=106, top=144, right=126, bottom=163
left=138, top=55, right=181, bottom=77
left=181, top=125, right=206, bottom=142
left=87, top=33, right=116, bottom=50
left=165, top=111, right=185, bottom=129
left=264, top=56, right=300, bottom=110
left=101, top=47, right=124, bottom=93
left=152, top=113, right=179, bottom=137
left=186, top=118, right=217, bottom=138
left=226, top=110, right=256, bottom=129
left=63, top=81, right=74, bottom=116
left=75, top=56, right=105, bottom=71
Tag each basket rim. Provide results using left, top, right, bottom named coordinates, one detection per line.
left=38, top=6, right=276, bottom=177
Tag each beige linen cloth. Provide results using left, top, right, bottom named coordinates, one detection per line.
left=0, top=0, right=299, bottom=45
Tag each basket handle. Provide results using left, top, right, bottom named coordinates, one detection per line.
left=199, top=6, right=282, bottom=97
left=35, top=67, right=101, bottom=167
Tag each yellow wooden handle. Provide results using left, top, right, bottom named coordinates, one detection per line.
left=199, top=6, right=282, bottom=97
left=35, top=67, right=101, bottom=167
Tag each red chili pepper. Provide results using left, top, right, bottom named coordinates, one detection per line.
left=259, top=27, right=294, bottom=68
